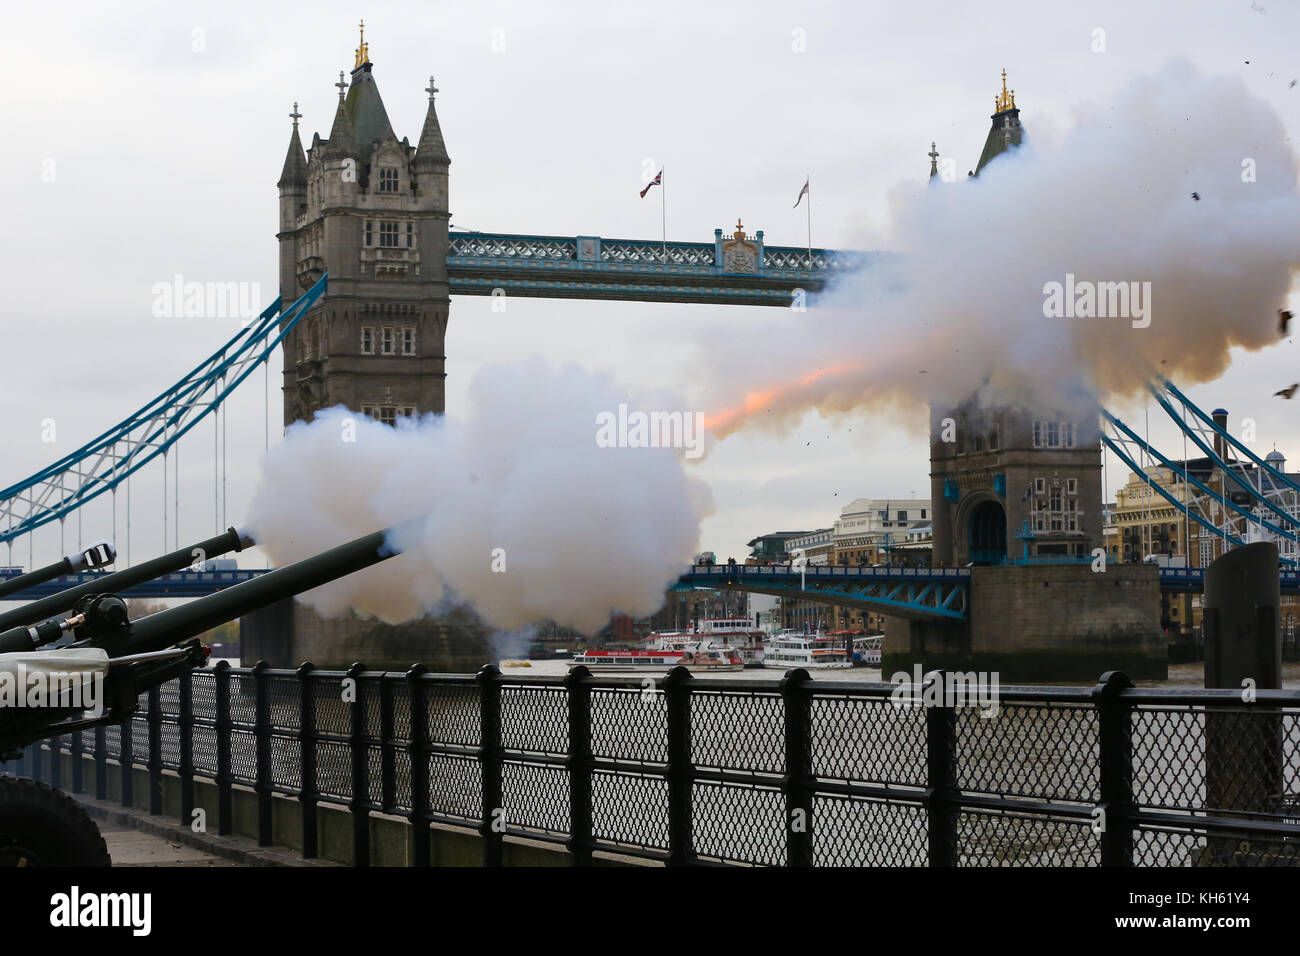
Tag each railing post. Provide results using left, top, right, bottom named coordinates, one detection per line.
left=30, top=734, right=43, bottom=783
left=379, top=675, right=396, bottom=811
left=781, top=667, right=815, bottom=867
left=49, top=734, right=62, bottom=791
left=925, top=669, right=956, bottom=867
left=565, top=664, right=594, bottom=866
left=347, top=662, right=370, bottom=867
left=70, top=728, right=85, bottom=795
left=214, top=660, right=233, bottom=835
left=93, top=724, right=107, bottom=799
left=1092, top=670, right=1134, bottom=867
left=119, top=713, right=134, bottom=809
left=406, top=665, right=430, bottom=867
left=663, top=665, right=696, bottom=866
left=476, top=663, right=504, bottom=867
left=146, top=685, right=163, bottom=815
left=252, top=661, right=272, bottom=846
left=298, top=662, right=318, bottom=860
left=178, top=669, right=194, bottom=828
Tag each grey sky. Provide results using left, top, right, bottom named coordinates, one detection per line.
left=2, top=0, right=1298, bottom=571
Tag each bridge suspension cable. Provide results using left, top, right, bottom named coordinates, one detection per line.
left=1101, top=382, right=1299, bottom=567
left=0, top=275, right=327, bottom=549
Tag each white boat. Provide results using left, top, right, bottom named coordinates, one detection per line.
left=763, top=628, right=853, bottom=669
left=692, top=618, right=766, bottom=668
left=570, top=636, right=742, bottom=672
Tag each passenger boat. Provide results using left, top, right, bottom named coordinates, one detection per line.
left=570, top=636, right=742, bottom=672
left=763, top=628, right=852, bottom=669
left=692, top=618, right=766, bottom=668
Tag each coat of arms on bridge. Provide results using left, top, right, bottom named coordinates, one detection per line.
left=721, top=219, right=759, bottom=274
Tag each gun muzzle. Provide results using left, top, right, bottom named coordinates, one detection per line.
left=126, top=527, right=399, bottom=655
left=0, top=527, right=252, bottom=638
left=0, top=541, right=117, bottom=601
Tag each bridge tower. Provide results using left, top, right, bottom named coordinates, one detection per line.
left=254, top=26, right=489, bottom=671
left=928, top=72, right=1103, bottom=568
left=276, top=24, right=451, bottom=426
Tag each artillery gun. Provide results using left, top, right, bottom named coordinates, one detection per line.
left=0, top=526, right=401, bottom=865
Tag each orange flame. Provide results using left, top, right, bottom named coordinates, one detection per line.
left=703, top=360, right=864, bottom=434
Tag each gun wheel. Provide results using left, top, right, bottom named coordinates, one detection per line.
left=0, top=776, right=111, bottom=867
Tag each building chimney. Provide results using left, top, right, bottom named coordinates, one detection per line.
left=1212, top=408, right=1228, bottom=461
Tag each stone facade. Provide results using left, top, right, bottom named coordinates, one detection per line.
left=257, top=43, right=491, bottom=672
left=277, top=54, right=451, bottom=424
left=883, top=563, right=1167, bottom=681
left=930, top=406, right=1104, bottom=565
left=928, top=81, right=1102, bottom=567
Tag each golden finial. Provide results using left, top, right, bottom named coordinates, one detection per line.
left=733, top=218, right=746, bottom=241
left=995, top=68, right=1017, bottom=112
left=354, top=19, right=369, bottom=68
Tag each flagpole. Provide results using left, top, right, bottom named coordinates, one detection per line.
left=806, top=173, right=812, bottom=269
left=661, top=165, right=667, bottom=262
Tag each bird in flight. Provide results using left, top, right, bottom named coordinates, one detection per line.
left=1275, top=383, right=1298, bottom=399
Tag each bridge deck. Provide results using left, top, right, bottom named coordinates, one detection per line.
left=446, top=231, right=876, bottom=306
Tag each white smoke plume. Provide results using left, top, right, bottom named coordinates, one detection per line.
left=700, top=60, right=1300, bottom=436
left=245, top=359, right=713, bottom=633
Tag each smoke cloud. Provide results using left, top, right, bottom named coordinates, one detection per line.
left=701, top=60, right=1300, bottom=436
left=245, top=359, right=713, bottom=633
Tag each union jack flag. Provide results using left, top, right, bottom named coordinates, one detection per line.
left=793, top=178, right=809, bottom=208
left=640, top=169, right=663, bottom=198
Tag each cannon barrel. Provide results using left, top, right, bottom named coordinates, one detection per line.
left=0, top=527, right=251, bottom=644
left=0, top=540, right=116, bottom=600
left=126, top=526, right=400, bottom=656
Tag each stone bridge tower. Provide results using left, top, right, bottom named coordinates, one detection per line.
left=886, top=72, right=1162, bottom=681
left=250, top=26, right=491, bottom=672
left=276, top=23, right=451, bottom=426
left=928, top=72, right=1103, bottom=567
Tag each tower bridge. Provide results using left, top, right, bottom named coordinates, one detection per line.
left=1, top=35, right=1292, bottom=678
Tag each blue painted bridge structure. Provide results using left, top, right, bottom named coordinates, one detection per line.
left=446, top=229, right=875, bottom=306
left=0, top=568, right=269, bottom=601
left=675, top=562, right=1300, bottom=622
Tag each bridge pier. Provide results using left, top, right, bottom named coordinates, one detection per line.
left=883, top=563, right=1167, bottom=681
left=240, top=599, right=493, bottom=672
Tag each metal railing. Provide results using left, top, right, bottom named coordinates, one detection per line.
left=10, top=663, right=1300, bottom=867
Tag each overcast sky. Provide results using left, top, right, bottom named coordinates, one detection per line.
left=2, top=0, right=1298, bottom=572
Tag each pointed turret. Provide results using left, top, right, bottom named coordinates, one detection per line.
left=973, top=69, right=1023, bottom=176
left=928, top=142, right=939, bottom=181
left=345, top=64, right=397, bottom=159
left=321, top=72, right=359, bottom=162
left=277, top=103, right=307, bottom=188
left=414, top=75, right=451, bottom=168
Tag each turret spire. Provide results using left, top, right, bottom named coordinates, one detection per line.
left=321, top=78, right=359, bottom=161
left=354, top=19, right=369, bottom=69
left=974, top=68, right=1023, bottom=176
left=928, top=141, right=939, bottom=180
left=414, top=73, right=450, bottom=167
left=278, top=104, right=307, bottom=188
left=995, top=68, right=1016, bottom=113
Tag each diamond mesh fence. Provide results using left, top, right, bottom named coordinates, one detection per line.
left=22, top=667, right=1300, bottom=867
